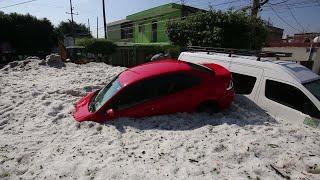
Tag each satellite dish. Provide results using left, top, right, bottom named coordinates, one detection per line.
left=313, top=36, right=320, bottom=43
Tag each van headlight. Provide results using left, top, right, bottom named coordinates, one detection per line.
left=227, top=80, right=233, bottom=91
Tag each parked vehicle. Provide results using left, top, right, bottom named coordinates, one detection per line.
left=73, top=60, right=234, bottom=123
left=179, top=47, right=320, bottom=128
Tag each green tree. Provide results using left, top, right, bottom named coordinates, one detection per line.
left=0, top=12, right=57, bottom=55
left=167, top=10, right=268, bottom=50
left=56, top=21, right=91, bottom=38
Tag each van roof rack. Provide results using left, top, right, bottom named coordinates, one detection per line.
left=187, top=46, right=292, bottom=61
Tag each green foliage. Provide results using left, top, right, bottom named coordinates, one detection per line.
left=0, top=12, right=57, bottom=55
left=167, top=10, right=268, bottom=50
left=76, top=38, right=117, bottom=56
left=56, top=21, right=91, bottom=38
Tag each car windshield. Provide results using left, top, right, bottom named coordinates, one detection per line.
left=90, top=78, right=122, bottom=112
left=304, top=79, right=320, bottom=101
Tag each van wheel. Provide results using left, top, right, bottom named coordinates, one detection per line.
left=197, top=101, right=219, bottom=114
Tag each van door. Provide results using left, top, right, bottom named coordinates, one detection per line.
left=229, top=63, right=263, bottom=101
left=259, top=78, right=320, bottom=125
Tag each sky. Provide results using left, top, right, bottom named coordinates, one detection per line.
left=0, top=0, right=319, bottom=38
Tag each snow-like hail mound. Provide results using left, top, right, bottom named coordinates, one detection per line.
left=0, top=59, right=320, bottom=179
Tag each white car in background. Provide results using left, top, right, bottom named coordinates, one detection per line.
left=179, top=48, right=320, bottom=128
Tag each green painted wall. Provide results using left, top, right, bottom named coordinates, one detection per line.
left=132, top=11, right=181, bottom=43
left=107, top=24, right=121, bottom=42
left=127, top=3, right=183, bottom=43
left=108, top=3, right=202, bottom=44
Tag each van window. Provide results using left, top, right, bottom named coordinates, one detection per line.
left=265, top=80, right=320, bottom=118
left=231, top=72, right=256, bottom=94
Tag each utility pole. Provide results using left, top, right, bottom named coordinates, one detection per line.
left=87, top=18, right=91, bottom=35
left=68, top=0, right=75, bottom=44
left=251, top=0, right=269, bottom=17
left=208, top=2, right=213, bottom=11
left=102, top=0, right=107, bottom=39
left=250, top=0, right=269, bottom=49
left=96, top=16, right=99, bottom=39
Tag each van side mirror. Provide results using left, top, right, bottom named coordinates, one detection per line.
left=106, top=109, right=115, bottom=118
left=303, top=102, right=316, bottom=117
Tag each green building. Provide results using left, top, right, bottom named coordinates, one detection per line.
left=107, top=3, right=203, bottom=44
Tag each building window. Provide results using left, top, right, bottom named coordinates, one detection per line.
left=121, top=22, right=133, bottom=39
left=138, top=23, right=144, bottom=33
left=151, top=20, right=157, bottom=42
left=231, top=72, right=256, bottom=94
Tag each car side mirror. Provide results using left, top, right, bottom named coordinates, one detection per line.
left=106, top=109, right=115, bottom=119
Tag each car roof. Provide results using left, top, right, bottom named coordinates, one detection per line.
left=268, top=61, right=320, bottom=83
left=179, top=52, right=320, bottom=84
left=118, top=59, right=192, bottom=86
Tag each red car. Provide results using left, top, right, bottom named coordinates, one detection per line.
left=73, top=60, right=234, bottom=123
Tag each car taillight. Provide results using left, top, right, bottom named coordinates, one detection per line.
left=227, top=80, right=233, bottom=91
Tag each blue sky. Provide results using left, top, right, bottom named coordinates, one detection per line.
left=1, top=0, right=319, bottom=38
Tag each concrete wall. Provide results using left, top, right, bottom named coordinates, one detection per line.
left=312, top=48, right=320, bottom=74
left=263, top=46, right=320, bottom=74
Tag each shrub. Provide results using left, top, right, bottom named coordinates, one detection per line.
left=76, top=38, right=117, bottom=56
left=0, top=12, right=57, bottom=55
left=167, top=10, right=268, bottom=50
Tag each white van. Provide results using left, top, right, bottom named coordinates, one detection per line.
left=179, top=50, right=320, bottom=128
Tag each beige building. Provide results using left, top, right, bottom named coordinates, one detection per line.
left=263, top=42, right=320, bottom=74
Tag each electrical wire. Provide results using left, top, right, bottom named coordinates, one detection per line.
left=285, top=2, right=308, bottom=32
left=0, top=0, right=37, bottom=9
left=267, top=3, right=302, bottom=32
left=264, top=0, right=318, bottom=9
left=269, top=0, right=291, bottom=6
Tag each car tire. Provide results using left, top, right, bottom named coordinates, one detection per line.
left=197, top=101, right=219, bottom=114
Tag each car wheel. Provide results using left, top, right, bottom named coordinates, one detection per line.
left=197, top=101, right=219, bottom=114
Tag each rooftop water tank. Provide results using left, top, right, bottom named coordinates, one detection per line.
left=313, top=36, right=320, bottom=43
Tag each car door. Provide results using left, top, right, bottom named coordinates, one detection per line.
left=149, top=72, right=202, bottom=115
left=259, top=78, right=320, bottom=125
left=106, top=72, right=202, bottom=118
left=107, top=80, right=157, bottom=118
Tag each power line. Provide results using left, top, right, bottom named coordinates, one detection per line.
left=264, top=0, right=318, bottom=9
left=263, top=2, right=318, bottom=12
left=286, top=3, right=307, bottom=32
left=0, top=0, right=37, bottom=9
left=174, top=0, right=247, bottom=10
left=268, top=3, right=302, bottom=32
left=269, top=0, right=291, bottom=6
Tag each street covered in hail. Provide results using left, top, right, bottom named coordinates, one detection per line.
left=1, top=58, right=320, bottom=179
